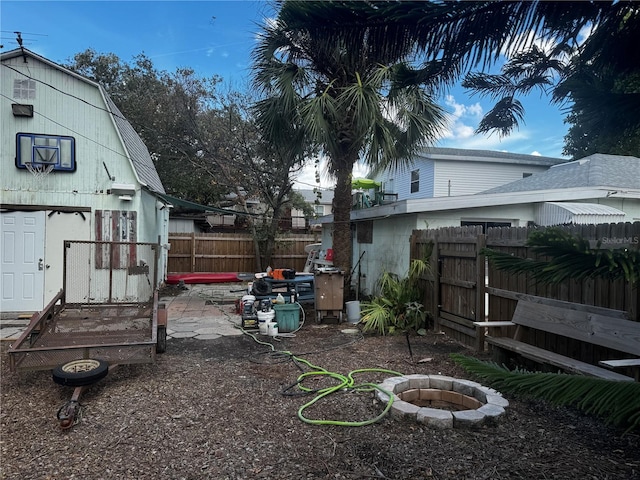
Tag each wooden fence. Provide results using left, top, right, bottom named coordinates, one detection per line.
left=167, top=232, right=318, bottom=273
left=411, top=222, right=640, bottom=351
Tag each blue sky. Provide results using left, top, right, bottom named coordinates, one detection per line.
left=2, top=1, right=570, bottom=188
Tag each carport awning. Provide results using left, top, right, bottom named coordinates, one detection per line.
left=155, top=193, right=257, bottom=217
left=536, top=202, right=626, bottom=226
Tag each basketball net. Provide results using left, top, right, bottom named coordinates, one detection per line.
left=25, top=162, right=54, bottom=180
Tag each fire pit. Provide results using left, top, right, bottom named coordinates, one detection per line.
left=376, top=374, right=508, bottom=429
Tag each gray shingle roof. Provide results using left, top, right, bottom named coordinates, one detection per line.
left=421, top=147, right=564, bottom=166
left=105, top=96, right=165, bottom=194
left=481, top=154, right=640, bottom=194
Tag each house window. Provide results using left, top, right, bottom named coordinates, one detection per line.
left=410, top=170, right=419, bottom=193
left=13, top=79, right=36, bottom=100
left=314, top=204, right=324, bottom=216
left=357, top=221, right=373, bottom=244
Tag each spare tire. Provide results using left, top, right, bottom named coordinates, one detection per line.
left=52, top=359, right=109, bottom=387
left=252, top=279, right=272, bottom=295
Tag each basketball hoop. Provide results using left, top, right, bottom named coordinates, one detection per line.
left=25, top=162, right=54, bottom=180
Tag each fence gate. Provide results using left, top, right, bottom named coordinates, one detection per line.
left=412, top=227, right=486, bottom=349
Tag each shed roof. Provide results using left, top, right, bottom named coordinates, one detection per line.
left=105, top=96, right=165, bottom=193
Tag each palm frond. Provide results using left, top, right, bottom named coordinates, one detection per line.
left=482, top=228, right=640, bottom=285
left=475, top=97, right=525, bottom=137
left=451, top=354, right=640, bottom=432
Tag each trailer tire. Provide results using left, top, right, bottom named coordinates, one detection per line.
left=156, top=326, right=167, bottom=354
left=52, top=359, right=109, bottom=387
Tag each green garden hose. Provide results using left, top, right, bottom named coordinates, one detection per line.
left=240, top=325, right=403, bottom=426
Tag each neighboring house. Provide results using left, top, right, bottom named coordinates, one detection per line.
left=1, top=48, right=170, bottom=312
left=316, top=151, right=640, bottom=295
left=292, top=189, right=334, bottom=230
left=373, top=147, right=563, bottom=201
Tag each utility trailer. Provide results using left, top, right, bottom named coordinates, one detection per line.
left=7, top=240, right=168, bottom=428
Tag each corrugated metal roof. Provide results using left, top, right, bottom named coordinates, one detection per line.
left=535, top=202, right=626, bottom=226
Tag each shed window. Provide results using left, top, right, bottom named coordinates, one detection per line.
left=13, top=79, right=36, bottom=100
left=410, top=170, right=419, bottom=193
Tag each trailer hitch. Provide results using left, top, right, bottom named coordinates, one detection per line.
left=57, top=400, right=81, bottom=429
left=57, top=386, right=85, bottom=430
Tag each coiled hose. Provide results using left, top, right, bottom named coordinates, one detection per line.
left=238, top=313, right=403, bottom=427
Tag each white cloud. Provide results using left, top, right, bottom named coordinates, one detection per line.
left=438, top=95, right=483, bottom=141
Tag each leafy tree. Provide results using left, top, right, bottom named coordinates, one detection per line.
left=66, top=50, right=310, bottom=270
left=252, top=1, right=447, bottom=275
left=194, top=89, right=311, bottom=270
left=65, top=49, right=227, bottom=203
left=456, top=3, right=640, bottom=156
left=284, top=2, right=640, bottom=158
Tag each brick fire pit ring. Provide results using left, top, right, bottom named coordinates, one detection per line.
left=376, top=374, right=508, bottom=429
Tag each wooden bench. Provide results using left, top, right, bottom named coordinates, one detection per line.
left=474, top=300, right=640, bottom=382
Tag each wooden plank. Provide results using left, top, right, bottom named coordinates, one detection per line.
left=437, top=316, right=477, bottom=338
left=440, top=311, right=475, bottom=328
left=473, top=321, right=515, bottom=327
left=512, top=302, right=640, bottom=356
left=486, top=288, right=629, bottom=319
left=599, top=359, right=640, bottom=368
left=486, top=337, right=633, bottom=381
left=439, top=277, right=476, bottom=289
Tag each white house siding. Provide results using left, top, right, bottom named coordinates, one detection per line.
left=353, top=204, right=533, bottom=290
left=377, top=160, right=435, bottom=200
left=417, top=203, right=532, bottom=229
left=433, top=161, right=549, bottom=198
left=353, top=215, right=418, bottom=295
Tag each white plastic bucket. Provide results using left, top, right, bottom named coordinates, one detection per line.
left=242, top=294, right=256, bottom=304
left=345, top=301, right=361, bottom=324
left=257, top=310, right=276, bottom=335
left=267, top=322, right=279, bottom=337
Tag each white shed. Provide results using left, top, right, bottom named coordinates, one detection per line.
left=1, top=48, right=169, bottom=312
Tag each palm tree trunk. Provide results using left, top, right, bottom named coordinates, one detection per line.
left=332, top=166, right=354, bottom=278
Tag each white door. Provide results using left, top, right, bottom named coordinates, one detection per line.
left=44, top=211, right=90, bottom=301
left=1, top=211, right=45, bottom=312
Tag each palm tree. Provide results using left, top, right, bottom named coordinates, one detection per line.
left=251, top=2, right=447, bottom=275
left=278, top=1, right=640, bottom=144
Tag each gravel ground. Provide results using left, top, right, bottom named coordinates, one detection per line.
left=2, top=317, right=639, bottom=480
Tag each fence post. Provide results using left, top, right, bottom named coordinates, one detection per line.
left=475, top=233, right=487, bottom=352
left=190, top=232, right=196, bottom=273
left=432, top=232, right=440, bottom=331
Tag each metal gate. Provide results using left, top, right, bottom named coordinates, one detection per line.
left=63, top=240, right=159, bottom=305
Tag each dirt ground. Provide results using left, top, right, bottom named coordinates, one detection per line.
left=2, top=311, right=639, bottom=480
